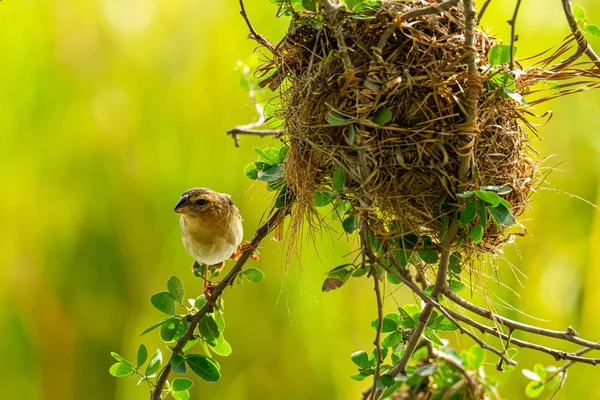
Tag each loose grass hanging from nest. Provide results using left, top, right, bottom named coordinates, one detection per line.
left=255, top=0, right=595, bottom=259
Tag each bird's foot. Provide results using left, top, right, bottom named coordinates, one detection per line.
left=231, top=241, right=260, bottom=261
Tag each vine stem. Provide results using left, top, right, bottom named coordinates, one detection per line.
left=150, top=206, right=288, bottom=400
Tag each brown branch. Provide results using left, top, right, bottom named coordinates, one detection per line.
left=322, top=0, right=354, bottom=72
left=476, top=0, right=492, bottom=25
left=238, top=0, right=277, bottom=54
left=444, top=308, right=600, bottom=365
left=150, top=206, right=289, bottom=400
left=227, top=128, right=284, bottom=147
left=443, top=290, right=600, bottom=351
left=360, top=222, right=385, bottom=400
left=379, top=257, right=516, bottom=367
left=507, top=0, right=522, bottom=70
left=555, top=0, right=600, bottom=70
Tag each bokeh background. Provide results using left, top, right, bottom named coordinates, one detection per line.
left=1, top=0, right=599, bottom=399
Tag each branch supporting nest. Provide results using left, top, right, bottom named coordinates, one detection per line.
left=556, top=0, right=600, bottom=70
left=150, top=206, right=289, bottom=400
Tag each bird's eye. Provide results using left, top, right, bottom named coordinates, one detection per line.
left=195, top=198, right=207, bottom=207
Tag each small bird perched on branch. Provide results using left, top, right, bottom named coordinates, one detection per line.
left=174, top=188, right=257, bottom=294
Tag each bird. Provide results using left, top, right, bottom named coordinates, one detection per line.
left=174, top=188, right=257, bottom=293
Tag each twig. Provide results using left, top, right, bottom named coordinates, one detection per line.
left=227, top=128, right=284, bottom=147
left=444, top=308, right=600, bottom=365
left=559, top=0, right=600, bottom=69
left=401, top=0, right=460, bottom=21
left=496, top=328, right=514, bottom=371
left=476, top=0, right=492, bottom=25
left=359, top=222, right=385, bottom=400
left=443, top=290, right=600, bottom=351
left=322, top=0, right=354, bottom=72
left=507, top=0, right=522, bottom=70
left=150, top=206, right=289, bottom=400
left=238, top=0, right=277, bottom=54
left=379, top=257, right=516, bottom=366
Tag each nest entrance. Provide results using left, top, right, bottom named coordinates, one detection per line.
left=264, top=0, right=537, bottom=255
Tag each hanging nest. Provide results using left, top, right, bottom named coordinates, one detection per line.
left=255, top=0, right=597, bottom=257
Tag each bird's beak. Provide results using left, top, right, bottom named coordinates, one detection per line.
left=174, top=194, right=189, bottom=213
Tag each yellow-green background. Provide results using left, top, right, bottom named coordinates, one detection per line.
left=1, top=0, right=599, bottom=399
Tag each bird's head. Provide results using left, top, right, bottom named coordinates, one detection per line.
left=174, top=188, right=235, bottom=219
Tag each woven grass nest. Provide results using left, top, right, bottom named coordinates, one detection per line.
left=261, top=0, right=542, bottom=256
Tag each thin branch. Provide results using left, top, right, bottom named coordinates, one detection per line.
left=476, top=0, right=492, bottom=25
left=561, top=0, right=600, bottom=67
left=150, top=206, right=289, bottom=400
left=507, top=0, right=522, bottom=70
left=322, top=0, right=354, bottom=71
left=227, top=128, right=284, bottom=147
left=379, top=257, right=516, bottom=367
left=238, top=0, right=277, bottom=54
left=401, top=0, right=460, bottom=21
left=444, top=308, right=600, bottom=365
left=443, top=290, right=600, bottom=352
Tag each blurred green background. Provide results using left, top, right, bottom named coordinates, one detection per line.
left=1, top=0, right=599, bottom=399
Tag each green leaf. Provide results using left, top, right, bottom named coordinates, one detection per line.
left=459, top=201, right=477, bottom=227
left=313, top=191, right=336, bottom=207
left=182, top=338, right=198, bottom=353
left=171, top=354, right=187, bottom=374
left=525, top=381, right=545, bottom=398
left=327, top=264, right=354, bottom=275
left=194, top=295, right=207, bottom=310
left=150, top=292, right=177, bottom=315
left=572, top=4, right=586, bottom=21
left=376, top=374, right=396, bottom=389
left=109, top=362, right=134, bottom=377
left=244, top=163, right=260, bottom=180
left=332, top=168, right=347, bottom=191
left=477, top=199, right=487, bottom=230
left=342, top=215, right=359, bottom=234
left=456, top=191, right=474, bottom=199
left=397, top=307, right=417, bottom=329
left=209, top=335, right=233, bottom=356
left=141, top=317, right=173, bottom=336
left=350, top=374, right=368, bottom=381
left=423, top=329, right=444, bottom=346
left=186, top=354, right=221, bottom=382
left=160, top=317, right=180, bottom=342
left=347, top=124, right=356, bottom=145
left=489, top=204, right=516, bottom=226
left=110, top=352, right=135, bottom=368
left=351, top=350, right=370, bottom=368
left=382, top=331, right=403, bottom=348
left=199, top=315, right=221, bottom=343
left=243, top=267, right=265, bottom=282
left=380, top=381, right=401, bottom=399
left=257, top=163, right=283, bottom=182
left=173, top=377, right=194, bottom=391
left=253, top=147, right=281, bottom=165
left=449, top=252, right=462, bottom=274
left=372, top=107, right=393, bottom=125
left=507, top=347, right=519, bottom=359
left=429, top=315, right=458, bottom=331
left=474, top=190, right=501, bottom=206
left=470, top=225, right=484, bottom=244
left=448, top=279, right=466, bottom=293
left=326, top=111, right=352, bottom=126
left=586, top=24, right=600, bottom=36
left=504, top=89, right=529, bottom=106
left=418, top=250, right=438, bottom=264
left=136, top=344, right=148, bottom=368
left=171, top=390, right=190, bottom=400
left=465, top=346, right=485, bottom=369
left=533, top=364, right=547, bottom=380
left=522, top=369, right=542, bottom=381
left=488, top=44, right=515, bottom=65
left=167, top=276, right=185, bottom=304
left=145, top=349, right=162, bottom=376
